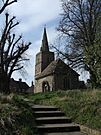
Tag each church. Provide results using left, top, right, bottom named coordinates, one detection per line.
left=34, top=28, right=83, bottom=93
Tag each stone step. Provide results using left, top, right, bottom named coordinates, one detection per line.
left=43, top=132, right=87, bottom=135
left=34, top=110, right=65, bottom=117
left=31, top=104, right=86, bottom=135
left=37, top=123, right=80, bottom=133
left=36, top=116, right=72, bottom=124
left=32, top=105, right=58, bottom=111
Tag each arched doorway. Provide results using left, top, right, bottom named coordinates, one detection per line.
left=42, top=81, right=50, bottom=92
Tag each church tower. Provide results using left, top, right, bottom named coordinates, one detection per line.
left=35, top=27, right=54, bottom=78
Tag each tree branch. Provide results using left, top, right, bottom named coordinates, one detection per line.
left=0, top=0, right=17, bottom=14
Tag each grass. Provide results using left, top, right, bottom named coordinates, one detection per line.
left=24, top=89, right=101, bottom=130
left=0, top=93, right=37, bottom=135
left=0, top=89, right=101, bottom=134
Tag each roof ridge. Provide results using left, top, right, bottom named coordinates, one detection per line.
left=36, top=59, right=79, bottom=79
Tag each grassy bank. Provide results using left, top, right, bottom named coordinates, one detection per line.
left=24, top=89, right=101, bottom=130
left=0, top=89, right=101, bottom=134
left=0, top=93, right=37, bottom=135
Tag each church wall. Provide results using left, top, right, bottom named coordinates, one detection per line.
left=54, top=73, right=79, bottom=90
left=69, top=72, right=79, bottom=89
left=41, top=52, right=54, bottom=71
left=70, top=75, right=79, bottom=89
left=35, top=51, right=54, bottom=78
left=54, top=74, right=67, bottom=90
left=35, top=75, right=54, bottom=93
left=35, top=52, right=42, bottom=76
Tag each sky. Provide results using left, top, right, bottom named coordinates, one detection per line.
left=1, top=0, right=89, bottom=86
left=5, top=0, right=62, bottom=86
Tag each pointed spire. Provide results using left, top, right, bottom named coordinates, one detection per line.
left=40, top=27, right=49, bottom=52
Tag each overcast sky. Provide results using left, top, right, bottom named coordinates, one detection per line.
left=4, top=0, right=61, bottom=86
left=1, top=0, right=89, bottom=86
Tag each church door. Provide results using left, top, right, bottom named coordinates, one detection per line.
left=42, top=81, right=50, bottom=92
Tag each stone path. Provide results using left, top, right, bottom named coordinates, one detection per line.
left=31, top=105, right=87, bottom=135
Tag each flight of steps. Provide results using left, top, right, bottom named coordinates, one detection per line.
left=32, top=105, right=87, bottom=135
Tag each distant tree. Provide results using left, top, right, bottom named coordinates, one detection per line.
left=0, top=13, right=31, bottom=93
left=0, top=0, right=17, bottom=14
left=57, top=0, right=101, bottom=87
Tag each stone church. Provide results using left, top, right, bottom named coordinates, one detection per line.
left=34, top=28, right=82, bottom=93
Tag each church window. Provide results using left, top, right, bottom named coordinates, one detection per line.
left=63, top=77, right=70, bottom=89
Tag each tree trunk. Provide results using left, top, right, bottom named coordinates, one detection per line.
left=0, top=73, right=10, bottom=94
left=89, top=69, right=98, bottom=88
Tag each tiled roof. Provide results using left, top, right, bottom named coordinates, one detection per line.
left=36, top=59, right=79, bottom=79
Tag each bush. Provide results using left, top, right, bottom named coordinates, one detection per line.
left=0, top=94, right=37, bottom=135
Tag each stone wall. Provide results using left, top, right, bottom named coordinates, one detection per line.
left=41, top=51, right=54, bottom=71
left=35, top=51, right=54, bottom=77
left=54, top=72, right=79, bottom=90
left=35, top=52, right=42, bottom=76
left=34, top=75, right=54, bottom=93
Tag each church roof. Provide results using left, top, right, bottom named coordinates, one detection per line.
left=36, top=59, right=79, bottom=79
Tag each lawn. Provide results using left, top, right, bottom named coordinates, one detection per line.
left=24, top=89, right=101, bottom=130
left=0, top=89, right=101, bottom=134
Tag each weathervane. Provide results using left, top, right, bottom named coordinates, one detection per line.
left=44, top=24, right=46, bottom=28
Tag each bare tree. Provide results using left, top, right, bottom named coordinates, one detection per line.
left=0, top=0, right=17, bottom=14
left=57, top=0, right=101, bottom=87
left=0, top=13, right=31, bottom=93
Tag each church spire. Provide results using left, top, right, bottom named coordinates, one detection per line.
left=40, top=27, right=49, bottom=52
